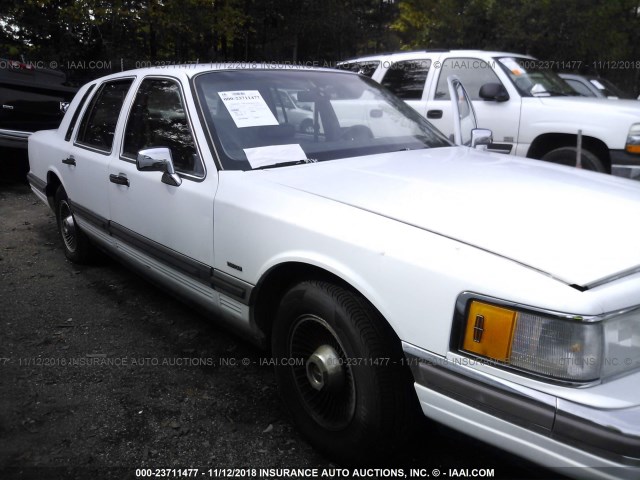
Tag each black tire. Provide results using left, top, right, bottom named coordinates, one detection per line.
left=340, top=124, right=373, bottom=142
left=54, top=186, right=94, bottom=263
left=541, top=146, right=605, bottom=173
left=299, top=118, right=314, bottom=134
left=272, top=280, right=418, bottom=464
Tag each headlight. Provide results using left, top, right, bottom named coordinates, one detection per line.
left=626, top=123, right=640, bottom=154
left=458, top=296, right=640, bottom=384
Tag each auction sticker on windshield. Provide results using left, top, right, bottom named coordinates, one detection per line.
left=218, top=90, right=279, bottom=128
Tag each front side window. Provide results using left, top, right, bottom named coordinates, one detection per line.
left=434, top=58, right=503, bottom=100
left=76, top=79, right=133, bottom=152
left=123, top=78, right=202, bottom=176
left=380, top=60, right=430, bottom=100
left=194, top=69, right=450, bottom=171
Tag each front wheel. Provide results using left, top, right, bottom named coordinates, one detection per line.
left=272, top=280, right=418, bottom=464
left=54, top=186, right=94, bottom=263
left=541, top=146, right=606, bottom=172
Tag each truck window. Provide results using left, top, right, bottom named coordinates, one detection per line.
left=337, top=61, right=380, bottom=78
left=380, top=60, right=431, bottom=100
left=434, top=58, right=502, bottom=100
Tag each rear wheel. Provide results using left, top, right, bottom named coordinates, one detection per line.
left=272, top=280, right=418, bottom=464
left=541, top=146, right=605, bottom=172
left=54, top=186, right=94, bottom=263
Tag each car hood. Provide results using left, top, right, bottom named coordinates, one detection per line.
left=537, top=96, right=640, bottom=115
left=259, top=147, right=640, bottom=288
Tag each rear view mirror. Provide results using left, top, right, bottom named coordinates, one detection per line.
left=470, top=128, right=493, bottom=150
left=137, top=147, right=182, bottom=187
left=479, top=83, right=510, bottom=102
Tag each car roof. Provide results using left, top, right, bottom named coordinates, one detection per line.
left=339, top=50, right=536, bottom=64
left=85, top=63, right=355, bottom=84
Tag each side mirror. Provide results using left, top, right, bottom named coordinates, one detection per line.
left=479, top=83, right=510, bottom=102
left=136, top=147, right=181, bottom=187
left=470, top=128, right=493, bottom=150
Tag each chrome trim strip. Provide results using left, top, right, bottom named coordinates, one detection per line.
left=26, top=172, right=46, bottom=193
left=455, top=291, right=602, bottom=323
left=403, top=342, right=640, bottom=465
left=402, top=342, right=556, bottom=430
left=211, top=269, right=253, bottom=305
left=0, top=128, right=32, bottom=140
left=556, top=399, right=640, bottom=462
left=584, top=265, right=640, bottom=290
left=68, top=200, right=109, bottom=232
left=109, top=222, right=213, bottom=286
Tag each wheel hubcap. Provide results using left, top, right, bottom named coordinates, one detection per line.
left=306, top=344, right=345, bottom=392
left=289, top=315, right=356, bottom=430
left=59, top=201, right=77, bottom=252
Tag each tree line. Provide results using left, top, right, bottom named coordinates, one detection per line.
left=1, top=0, right=639, bottom=93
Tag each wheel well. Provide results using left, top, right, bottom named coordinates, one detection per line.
left=527, top=133, right=611, bottom=172
left=251, top=262, right=383, bottom=352
left=45, top=172, right=62, bottom=210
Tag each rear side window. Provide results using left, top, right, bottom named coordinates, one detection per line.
left=65, top=84, right=95, bottom=141
left=76, top=79, right=134, bottom=152
left=434, top=58, right=502, bottom=100
left=381, top=60, right=430, bottom=100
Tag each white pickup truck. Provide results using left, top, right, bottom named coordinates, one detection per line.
left=339, top=50, right=640, bottom=177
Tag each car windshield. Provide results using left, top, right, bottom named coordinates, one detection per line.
left=589, top=77, right=635, bottom=99
left=497, top=57, right=578, bottom=97
left=193, top=69, right=450, bottom=170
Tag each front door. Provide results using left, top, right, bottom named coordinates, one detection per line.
left=107, top=76, right=217, bottom=276
left=427, top=56, right=521, bottom=154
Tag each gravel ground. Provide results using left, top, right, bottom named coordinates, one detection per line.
left=0, top=152, right=561, bottom=480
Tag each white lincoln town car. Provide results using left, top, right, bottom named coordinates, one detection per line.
left=27, top=64, right=639, bottom=479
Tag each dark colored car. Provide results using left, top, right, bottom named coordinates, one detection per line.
left=0, top=59, right=77, bottom=148
left=559, top=73, right=637, bottom=100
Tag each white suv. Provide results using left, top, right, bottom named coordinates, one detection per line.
left=339, top=50, right=640, bottom=177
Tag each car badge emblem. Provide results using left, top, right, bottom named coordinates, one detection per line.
left=473, top=314, right=484, bottom=342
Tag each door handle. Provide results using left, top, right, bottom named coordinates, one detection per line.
left=109, top=174, right=129, bottom=187
left=427, top=110, right=443, bottom=119
left=62, top=156, right=76, bottom=166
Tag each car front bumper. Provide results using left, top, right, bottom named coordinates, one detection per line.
left=610, top=149, right=640, bottom=180
left=403, top=342, right=640, bottom=480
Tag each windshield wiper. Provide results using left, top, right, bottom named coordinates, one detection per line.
left=252, top=158, right=317, bottom=170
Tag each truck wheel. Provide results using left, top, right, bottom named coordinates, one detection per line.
left=54, top=186, right=94, bottom=263
left=272, top=280, right=417, bottom=464
left=541, top=146, right=605, bottom=172
left=299, top=119, right=314, bottom=134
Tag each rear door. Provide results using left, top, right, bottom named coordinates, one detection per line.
left=64, top=78, right=135, bottom=229
left=378, top=59, right=431, bottom=117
